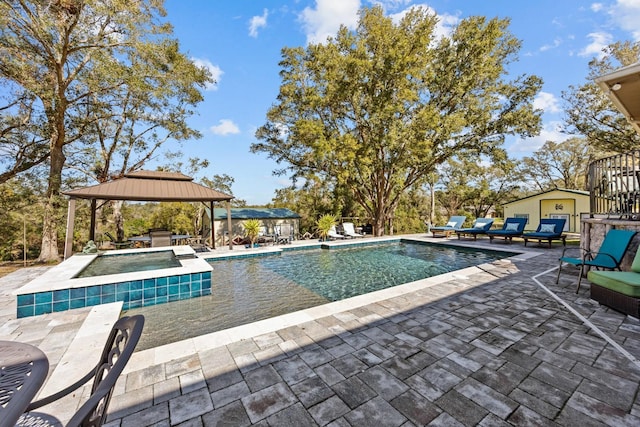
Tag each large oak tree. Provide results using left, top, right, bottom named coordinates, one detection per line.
left=253, top=6, right=542, bottom=236
left=0, top=0, right=210, bottom=261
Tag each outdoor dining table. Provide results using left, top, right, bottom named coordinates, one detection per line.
left=0, top=340, right=49, bottom=427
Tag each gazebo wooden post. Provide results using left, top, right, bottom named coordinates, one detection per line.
left=64, top=199, right=76, bottom=260
left=227, top=201, right=233, bottom=250
left=210, top=201, right=215, bottom=249
left=89, top=199, right=97, bottom=242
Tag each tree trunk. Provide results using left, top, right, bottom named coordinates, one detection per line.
left=429, top=184, right=435, bottom=226
left=37, top=138, right=65, bottom=262
left=113, top=200, right=125, bottom=241
left=37, top=102, right=67, bottom=262
left=38, top=198, right=61, bottom=262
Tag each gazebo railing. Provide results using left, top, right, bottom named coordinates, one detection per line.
left=588, top=149, right=640, bottom=219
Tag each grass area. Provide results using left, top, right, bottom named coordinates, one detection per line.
left=0, top=261, right=48, bottom=278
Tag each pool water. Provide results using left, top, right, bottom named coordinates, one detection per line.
left=75, top=250, right=181, bottom=278
left=125, top=241, right=513, bottom=350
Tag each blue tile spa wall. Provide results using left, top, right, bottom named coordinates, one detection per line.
left=16, top=271, right=212, bottom=318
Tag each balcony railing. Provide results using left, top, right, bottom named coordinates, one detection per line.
left=588, top=150, right=640, bottom=219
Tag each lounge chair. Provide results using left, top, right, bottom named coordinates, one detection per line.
left=257, top=226, right=275, bottom=246
left=342, top=222, right=364, bottom=238
left=455, top=218, right=494, bottom=240
left=486, top=217, right=528, bottom=243
left=327, top=225, right=345, bottom=240
left=522, top=218, right=567, bottom=247
left=430, top=216, right=467, bottom=238
left=587, top=246, right=640, bottom=318
left=557, top=228, right=637, bottom=293
left=276, top=223, right=294, bottom=244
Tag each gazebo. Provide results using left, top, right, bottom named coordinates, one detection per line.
left=62, top=170, right=234, bottom=258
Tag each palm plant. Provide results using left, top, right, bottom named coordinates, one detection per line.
left=243, top=219, right=261, bottom=248
left=316, top=214, right=337, bottom=241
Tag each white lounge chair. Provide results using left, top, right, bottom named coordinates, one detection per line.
left=327, top=225, right=345, bottom=240
left=342, top=222, right=363, bottom=238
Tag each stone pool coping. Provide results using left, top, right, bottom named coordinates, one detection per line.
left=14, top=245, right=212, bottom=295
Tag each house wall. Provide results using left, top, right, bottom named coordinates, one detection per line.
left=212, top=218, right=300, bottom=246
left=503, top=190, right=589, bottom=233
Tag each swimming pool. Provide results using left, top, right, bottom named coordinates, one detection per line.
left=125, top=240, right=515, bottom=350
left=75, top=250, right=181, bottom=278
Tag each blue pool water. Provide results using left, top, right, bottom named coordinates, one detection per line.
left=75, top=250, right=181, bottom=278
left=125, top=241, right=514, bottom=350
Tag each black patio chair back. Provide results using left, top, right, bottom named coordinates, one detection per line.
left=23, top=315, right=144, bottom=427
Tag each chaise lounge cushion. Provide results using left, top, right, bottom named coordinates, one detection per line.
left=587, top=270, right=640, bottom=297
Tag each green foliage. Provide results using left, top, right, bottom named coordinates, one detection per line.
left=562, top=41, right=640, bottom=153
left=243, top=219, right=261, bottom=246
left=518, top=138, right=611, bottom=191
left=200, top=174, right=246, bottom=207
left=316, top=214, right=337, bottom=241
left=0, top=178, right=42, bottom=260
left=0, top=0, right=211, bottom=261
left=150, top=202, right=197, bottom=234
left=436, top=156, right=521, bottom=220
left=253, top=6, right=541, bottom=237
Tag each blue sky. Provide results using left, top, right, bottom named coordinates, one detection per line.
left=161, top=0, right=640, bottom=205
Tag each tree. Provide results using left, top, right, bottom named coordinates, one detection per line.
left=0, top=90, right=49, bottom=182
left=253, top=6, right=542, bottom=236
left=201, top=174, right=246, bottom=207
left=436, top=156, right=521, bottom=221
left=0, top=0, right=208, bottom=261
left=269, top=176, right=340, bottom=236
left=562, top=41, right=640, bottom=153
left=518, top=138, right=606, bottom=191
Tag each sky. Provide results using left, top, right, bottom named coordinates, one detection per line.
left=160, top=0, right=640, bottom=205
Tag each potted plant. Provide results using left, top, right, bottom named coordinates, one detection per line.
left=316, top=214, right=337, bottom=241
left=243, top=218, right=261, bottom=248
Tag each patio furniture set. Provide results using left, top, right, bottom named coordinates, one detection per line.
left=431, top=216, right=566, bottom=247
left=432, top=216, right=640, bottom=318
left=1, top=315, right=144, bottom=427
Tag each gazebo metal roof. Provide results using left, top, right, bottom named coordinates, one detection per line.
left=63, top=170, right=233, bottom=202
left=62, top=171, right=234, bottom=258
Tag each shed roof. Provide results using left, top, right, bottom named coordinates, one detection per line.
left=503, top=188, right=589, bottom=206
left=63, top=170, right=233, bottom=202
left=210, top=208, right=301, bottom=220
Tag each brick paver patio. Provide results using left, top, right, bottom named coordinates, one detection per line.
left=3, top=237, right=640, bottom=426
left=110, top=241, right=640, bottom=426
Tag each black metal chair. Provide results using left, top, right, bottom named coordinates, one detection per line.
left=19, top=315, right=144, bottom=427
left=103, top=231, right=133, bottom=250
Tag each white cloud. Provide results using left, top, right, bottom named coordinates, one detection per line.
left=509, top=121, right=569, bottom=154
left=590, top=2, right=604, bottom=12
left=210, top=119, right=240, bottom=136
left=249, top=9, right=268, bottom=38
left=578, top=31, right=613, bottom=58
left=533, top=92, right=561, bottom=114
left=539, top=37, right=562, bottom=52
left=609, top=0, right=640, bottom=41
left=191, top=58, right=223, bottom=91
left=299, top=0, right=361, bottom=44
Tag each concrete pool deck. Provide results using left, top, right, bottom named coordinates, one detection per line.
left=2, top=235, right=640, bottom=425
